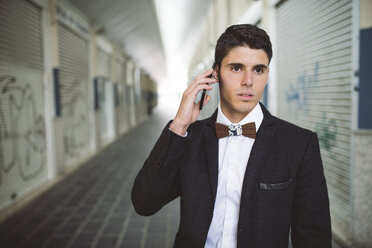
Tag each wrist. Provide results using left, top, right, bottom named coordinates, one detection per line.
left=169, top=119, right=188, bottom=136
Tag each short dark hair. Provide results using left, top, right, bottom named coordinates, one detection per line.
left=214, top=24, right=272, bottom=69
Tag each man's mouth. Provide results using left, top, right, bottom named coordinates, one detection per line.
left=237, top=92, right=254, bottom=101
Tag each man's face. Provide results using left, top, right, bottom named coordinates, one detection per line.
left=216, top=45, right=269, bottom=123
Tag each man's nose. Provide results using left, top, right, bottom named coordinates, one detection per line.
left=241, top=70, right=253, bottom=86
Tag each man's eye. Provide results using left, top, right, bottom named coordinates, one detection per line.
left=232, top=66, right=241, bottom=72
left=254, top=68, right=264, bottom=74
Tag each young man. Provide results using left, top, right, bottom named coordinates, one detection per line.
left=131, top=24, right=331, bottom=248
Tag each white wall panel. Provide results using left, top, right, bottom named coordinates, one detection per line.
left=96, top=48, right=115, bottom=144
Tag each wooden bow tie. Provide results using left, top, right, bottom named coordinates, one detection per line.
left=215, top=122, right=256, bottom=139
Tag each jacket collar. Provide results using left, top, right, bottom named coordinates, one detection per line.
left=203, top=109, right=219, bottom=200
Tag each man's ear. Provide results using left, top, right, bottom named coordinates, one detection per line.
left=212, top=65, right=219, bottom=80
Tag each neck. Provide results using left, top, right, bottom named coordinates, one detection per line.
left=220, top=103, right=251, bottom=124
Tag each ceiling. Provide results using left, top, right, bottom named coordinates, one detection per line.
left=68, top=0, right=213, bottom=84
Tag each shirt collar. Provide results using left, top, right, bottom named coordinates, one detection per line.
left=216, top=102, right=264, bottom=132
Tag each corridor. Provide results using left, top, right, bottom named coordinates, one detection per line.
left=1, top=1, right=372, bottom=247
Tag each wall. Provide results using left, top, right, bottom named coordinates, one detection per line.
left=352, top=131, right=372, bottom=247
left=360, top=0, right=372, bottom=29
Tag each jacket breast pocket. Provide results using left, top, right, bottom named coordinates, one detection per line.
left=258, top=178, right=293, bottom=191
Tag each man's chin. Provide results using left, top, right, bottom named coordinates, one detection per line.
left=235, top=102, right=257, bottom=113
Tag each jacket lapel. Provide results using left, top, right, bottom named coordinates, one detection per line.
left=202, top=104, right=276, bottom=210
left=239, top=103, right=276, bottom=213
left=203, top=110, right=219, bottom=200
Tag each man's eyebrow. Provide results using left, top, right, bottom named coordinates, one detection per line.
left=225, top=63, right=268, bottom=69
left=253, top=64, right=268, bottom=69
left=225, top=62, right=245, bottom=68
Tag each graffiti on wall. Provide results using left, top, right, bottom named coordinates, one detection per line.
left=315, top=112, right=338, bottom=159
left=285, top=62, right=339, bottom=156
left=286, top=62, right=319, bottom=115
left=0, top=75, right=46, bottom=185
left=62, top=80, right=89, bottom=161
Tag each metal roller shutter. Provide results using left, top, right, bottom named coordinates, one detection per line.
left=276, top=0, right=353, bottom=242
left=0, top=0, right=46, bottom=208
left=57, top=23, right=90, bottom=167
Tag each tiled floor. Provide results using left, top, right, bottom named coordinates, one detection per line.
left=0, top=106, right=180, bottom=248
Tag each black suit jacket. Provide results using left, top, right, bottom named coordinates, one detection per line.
left=131, top=103, right=331, bottom=248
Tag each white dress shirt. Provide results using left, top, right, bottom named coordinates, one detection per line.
left=205, top=103, right=263, bottom=248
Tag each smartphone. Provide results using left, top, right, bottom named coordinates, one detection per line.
left=199, top=73, right=214, bottom=110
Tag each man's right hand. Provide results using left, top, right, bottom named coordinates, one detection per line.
left=169, top=68, right=217, bottom=136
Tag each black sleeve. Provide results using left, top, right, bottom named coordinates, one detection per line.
left=131, top=121, right=191, bottom=216
left=291, top=132, right=332, bottom=248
